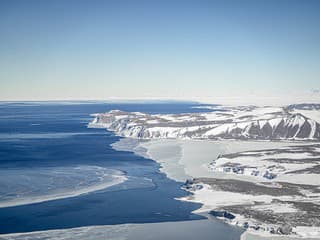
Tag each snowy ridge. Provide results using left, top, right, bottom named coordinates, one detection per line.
left=89, top=106, right=320, bottom=141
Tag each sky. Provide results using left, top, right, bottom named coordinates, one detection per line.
left=0, top=0, right=320, bottom=104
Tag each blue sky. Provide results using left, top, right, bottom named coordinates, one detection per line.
left=0, top=0, right=319, bottom=102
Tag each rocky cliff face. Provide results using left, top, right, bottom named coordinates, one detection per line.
left=204, top=114, right=320, bottom=140
left=90, top=106, right=320, bottom=141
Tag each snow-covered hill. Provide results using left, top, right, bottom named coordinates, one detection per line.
left=90, top=105, right=320, bottom=141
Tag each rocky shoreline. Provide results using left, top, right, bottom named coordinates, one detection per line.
left=181, top=143, right=320, bottom=239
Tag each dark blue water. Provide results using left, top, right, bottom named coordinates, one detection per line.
left=0, top=102, right=217, bottom=234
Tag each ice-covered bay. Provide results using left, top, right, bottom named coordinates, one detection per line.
left=113, top=138, right=300, bottom=182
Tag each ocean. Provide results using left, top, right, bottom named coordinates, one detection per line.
left=0, top=102, right=243, bottom=239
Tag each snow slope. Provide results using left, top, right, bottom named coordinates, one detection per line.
left=90, top=106, right=320, bottom=141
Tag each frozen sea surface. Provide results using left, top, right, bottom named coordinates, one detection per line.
left=0, top=219, right=243, bottom=240
left=0, top=165, right=126, bottom=208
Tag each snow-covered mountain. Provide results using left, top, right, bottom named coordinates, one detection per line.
left=90, top=105, right=320, bottom=141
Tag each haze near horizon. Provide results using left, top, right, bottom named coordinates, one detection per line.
left=0, top=0, right=319, bottom=104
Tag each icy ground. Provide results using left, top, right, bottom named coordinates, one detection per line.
left=90, top=103, right=320, bottom=239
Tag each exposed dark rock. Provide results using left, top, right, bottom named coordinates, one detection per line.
left=209, top=210, right=236, bottom=220
left=277, top=225, right=292, bottom=235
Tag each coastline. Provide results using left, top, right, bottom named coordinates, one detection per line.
left=110, top=137, right=320, bottom=239
left=117, top=138, right=303, bottom=183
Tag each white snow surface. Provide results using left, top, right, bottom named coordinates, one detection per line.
left=90, top=105, right=320, bottom=141
left=292, top=109, right=320, bottom=124
left=117, top=138, right=295, bottom=182
left=211, top=150, right=320, bottom=184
